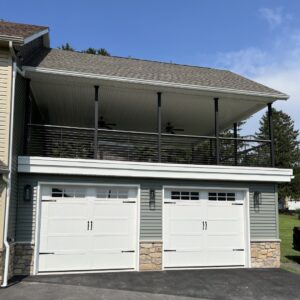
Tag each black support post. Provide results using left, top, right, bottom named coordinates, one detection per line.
left=23, top=79, right=32, bottom=155
left=157, top=92, right=162, bottom=162
left=268, top=103, right=275, bottom=167
left=214, top=98, right=220, bottom=164
left=233, top=122, right=238, bottom=166
left=94, top=85, right=99, bottom=159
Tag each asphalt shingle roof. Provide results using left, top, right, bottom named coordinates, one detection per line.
left=24, top=48, right=287, bottom=99
left=0, top=21, right=47, bottom=41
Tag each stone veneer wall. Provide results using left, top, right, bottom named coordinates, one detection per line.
left=0, top=243, right=15, bottom=283
left=139, top=241, right=162, bottom=271
left=14, top=243, right=35, bottom=275
left=251, top=241, right=280, bottom=268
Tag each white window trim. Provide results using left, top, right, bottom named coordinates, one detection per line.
left=19, top=156, right=293, bottom=183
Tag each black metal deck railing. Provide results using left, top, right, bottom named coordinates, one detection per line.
left=25, top=124, right=272, bottom=167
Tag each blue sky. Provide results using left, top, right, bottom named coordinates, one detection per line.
left=1, top=0, right=300, bottom=135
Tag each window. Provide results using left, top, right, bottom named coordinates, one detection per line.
left=96, top=188, right=128, bottom=200
left=51, top=187, right=86, bottom=198
left=208, top=192, right=235, bottom=201
left=171, top=191, right=199, bottom=200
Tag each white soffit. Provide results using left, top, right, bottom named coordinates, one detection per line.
left=18, top=156, right=293, bottom=183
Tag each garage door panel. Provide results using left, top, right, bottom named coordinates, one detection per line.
left=42, top=235, right=90, bottom=251
left=164, top=251, right=206, bottom=268
left=168, top=235, right=205, bottom=249
left=164, top=189, right=247, bottom=269
left=90, top=252, right=136, bottom=270
left=39, top=253, right=89, bottom=272
left=206, top=250, right=245, bottom=266
left=38, top=185, right=138, bottom=273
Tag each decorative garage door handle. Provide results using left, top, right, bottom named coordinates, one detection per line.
left=87, top=221, right=90, bottom=230
left=202, top=221, right=208, bottom=230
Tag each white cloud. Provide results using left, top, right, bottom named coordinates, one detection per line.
left=259, top=7, right=291, bottom=29
left=214, top=25, right=300, bottom=135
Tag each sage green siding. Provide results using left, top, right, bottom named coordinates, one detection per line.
left=15, top=174, right=278, bottom=242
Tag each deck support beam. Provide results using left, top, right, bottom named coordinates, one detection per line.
left=214, top=97, right=220, bottom=164
left=157, top=92, right=162, bottom=162
left=94, top=85, right=99, bottom=159
left=268, top=103, right=275, bottom=167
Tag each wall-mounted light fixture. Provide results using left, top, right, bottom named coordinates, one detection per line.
left=254, top=191, right=261, bottom=209
left=149, top=189, right=156, bottom=210
left=24, top=184, right=32, bottom=202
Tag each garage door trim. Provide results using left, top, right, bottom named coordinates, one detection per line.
left=162, top=185, right=251, bottom=270
left=33, top=182, right=140, bottom=275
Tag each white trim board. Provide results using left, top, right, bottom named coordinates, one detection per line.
left=23, top=66, right=289, bottom=100
left=18, top=156, right=293, bottom=183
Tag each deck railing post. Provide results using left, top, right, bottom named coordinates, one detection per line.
left=268, top=103, right=275, bottom=167
left=157, top=92, right=162, bottom=162
left=94, top=85, right=99, bottom=159
left=214, top=98, right=220, bottom=164
left=234, top=122, right=238, bottom=166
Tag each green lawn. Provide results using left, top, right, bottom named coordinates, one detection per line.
left=279, top=213, right=300, bottom=263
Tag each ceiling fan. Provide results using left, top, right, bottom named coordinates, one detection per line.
left=165, top=122, right=184, bottom=134
left=98, top=116, right=116, bottom=130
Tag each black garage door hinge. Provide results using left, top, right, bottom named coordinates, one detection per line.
left=231, top=203, right=243, bottom=205
left=121, top=250, right=135, bottom=253
left=41, top=199, right=57, bottom=202
left=164, top=202, right=176, bottom=204
left=39, top=252, right=55, bottom=255
left=123, top=201, right=136, bottom=203
left=232, top=249, right=244, bottom=251
left=164, top=249, right=177, bottom=252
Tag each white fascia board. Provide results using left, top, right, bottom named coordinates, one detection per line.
left=23, top=29, right=49, bottom=45
left=22, top=66, right=289, bottom=100
left=18, top=156, right=293, bottom=183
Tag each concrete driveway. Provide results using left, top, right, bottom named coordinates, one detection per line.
left=1, top=268, right=300, bottom=300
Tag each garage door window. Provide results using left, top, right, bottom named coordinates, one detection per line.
left=96, top=188, right=128, bottom=200
left=171, top=191, right=199, bottom=200
left=51, top=187, right=85, bottom=198
left=208, top=192, right=235, bottom=201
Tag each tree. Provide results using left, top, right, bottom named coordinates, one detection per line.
left=255, top=108, right=300, bottom=200
left=82, top=48, right=110, bottom=56
left=59, top=44, right=111, bottom=56
left=59, top=43, right=75, bottom=51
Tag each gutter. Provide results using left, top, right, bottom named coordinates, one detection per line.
left=1, top=41, right=17, bottom=288
left=22, top=66, right=290, bottom=101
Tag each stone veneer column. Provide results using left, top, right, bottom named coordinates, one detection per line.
left=139, top=241, right=162, bottom=271
left=251, top=241, right=280, bottom=268
left=14, top=243, right=35, bottom=275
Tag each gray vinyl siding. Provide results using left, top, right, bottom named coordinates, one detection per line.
left=8, top=74, right=26, bottom=240
left=15, top=174, right=278, bottom=242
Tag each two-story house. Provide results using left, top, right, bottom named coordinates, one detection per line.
left=0, top=21, right=293, bottom=287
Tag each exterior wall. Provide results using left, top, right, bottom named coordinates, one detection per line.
left=251, top=241, right=280, bottom=268
left=13, top=174, right=280, bottom=274
left=0, top=48, right=12, bottom=248
left=8, top=74, right=26, bottom=241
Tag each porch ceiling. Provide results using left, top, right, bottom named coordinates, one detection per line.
left=28, top=72, right=269, bottom=135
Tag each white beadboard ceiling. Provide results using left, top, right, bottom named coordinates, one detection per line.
left=29, top=73, right=267, bottom=135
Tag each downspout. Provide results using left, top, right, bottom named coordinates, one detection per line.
left=1, top=41, right=17, bottom=288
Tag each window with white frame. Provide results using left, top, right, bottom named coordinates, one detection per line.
left=51, top=187, right=86, bottom=198
left=96, top=188, right=129, bottom=200
left=208, top=192, right=236, bottom=201
left=171, top=191, right=200, bottom=200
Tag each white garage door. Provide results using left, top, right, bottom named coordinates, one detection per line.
left=163, top=189, right=247, bottom=269
left=38, top=185, right=138, bottom=273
